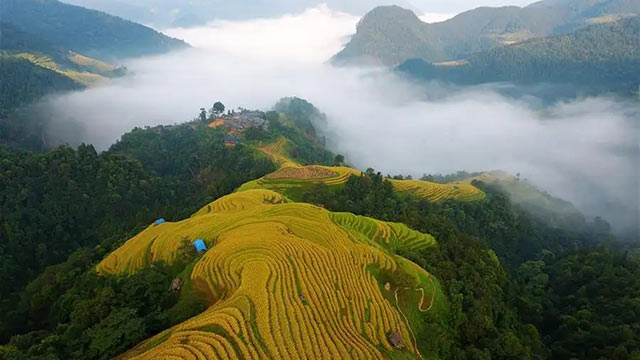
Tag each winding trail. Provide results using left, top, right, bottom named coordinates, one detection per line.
left=392, top=274, right=438, bottom=360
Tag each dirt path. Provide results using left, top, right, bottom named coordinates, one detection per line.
left=394, top=288, right=424, bottom=360
left=392, top=274, right=437, bottom=359
left=416, top=276, right=437, bottom=312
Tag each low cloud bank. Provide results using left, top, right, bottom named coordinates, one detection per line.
left=39, top=5, right=639, bottom=235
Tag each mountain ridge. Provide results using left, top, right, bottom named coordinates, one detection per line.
left=0, top=0, right=187, bottom=62
left=333, top=0, right=640, bottom=66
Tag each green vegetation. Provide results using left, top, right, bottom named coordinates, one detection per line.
left=0, top=56, right=80, bottom=119
left=0, top=253, right=206, bottom=360
left=0, top=98, right=638, bottom=359
left=265, top=111, right=334, bottom=166
left=0, top=0, right=187, bottom=61
left=397, top=16, right=640, bottom=95
left=516, top=250, right=640, bottom=359
left=302, top=169, right=639, bottom=359
left=0, top=0, right=186, bottom=150
left=0, top=124, right=274, bottom=343
left=333, top=1, right=639, bottom=66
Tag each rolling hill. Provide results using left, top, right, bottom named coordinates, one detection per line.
left=396, top=16, right=640, bottom=94
left=333, top=0, right=640, bottom=66
left=99, top=188, right=441, bottom=359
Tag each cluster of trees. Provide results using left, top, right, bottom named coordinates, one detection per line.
left=0, top=250, right=206, bottom=360
left=0, top=56, right=80, bottom=125
left=265, top=109, right=334, bottom=166
left=303, top=170, right=639, bottom=359
left=0, top=124, right=274, bottom=343
left=198, top=101, right=226, bottom=123
left=273, top=97, right=328, bottom=141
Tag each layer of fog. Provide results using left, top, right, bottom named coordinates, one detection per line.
left=40, top=5, right=639, bottom=236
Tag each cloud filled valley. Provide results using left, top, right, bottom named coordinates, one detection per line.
left=37, top=5, right=639, bottom=235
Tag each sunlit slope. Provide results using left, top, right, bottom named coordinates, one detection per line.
left=390, top=179, right=484, bottom=202
left=99, top=189, right=439, bottom=359
left=241, top=138, right=485, bottom=202
left=9, top=52, right=118, bottom=86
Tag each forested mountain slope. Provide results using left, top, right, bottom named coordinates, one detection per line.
left=0, top=0, right=187, bottom=149
left=333, top=0, right=639, bottom=66
left=0, top=0, right=187, bottom=61
left=0, top=99, right=638, bottom=360
left=0, top=57, right=81, bottom=119
left=396, top=16, right=640, bottom=94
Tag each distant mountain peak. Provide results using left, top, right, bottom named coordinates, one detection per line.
left=333, top=0, right=640, bottom=67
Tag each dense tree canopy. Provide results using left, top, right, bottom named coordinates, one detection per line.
left=0, top=124, right=274, bottom=342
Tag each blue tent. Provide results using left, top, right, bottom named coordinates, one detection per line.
left=154, top=218, right=165, bottom=225
left=222, top=135, right=239, bottom=144
left=193, top=239, right=207, bottom=253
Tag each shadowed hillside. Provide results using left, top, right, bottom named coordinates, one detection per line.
left=396, top=16, right=640, bottom=95
left=0, top=0, right=187, bottom=61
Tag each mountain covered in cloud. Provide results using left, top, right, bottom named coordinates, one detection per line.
left=333, top=0, right=640, bottom=66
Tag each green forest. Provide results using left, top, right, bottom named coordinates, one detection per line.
left=396, top=16, right=640, bottom=96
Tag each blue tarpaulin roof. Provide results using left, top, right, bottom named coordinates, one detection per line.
left=223, top=135, right=239, bottom=143
left=193, top=239, right=207, bottom=253
left=155, top=218, right=165, bottom=225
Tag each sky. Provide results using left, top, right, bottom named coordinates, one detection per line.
left=39, top=5, right=639, bottom=236
left=411, top=0, right=534, bottom=12
left=62, top=0, right=540, bottom=28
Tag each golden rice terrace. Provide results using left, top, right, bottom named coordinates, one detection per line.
left=100, top=189, right=441, bottom=359
left=239, top=137, right=485, bottom=202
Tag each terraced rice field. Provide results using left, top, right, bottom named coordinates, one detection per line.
left=257, top=137, right=300, bottom=168
left=266, top=166, right=337, bottom=180
left=12, top=52, right=108, bottom=86
left=101, top=189, right=438, bottom=359
left=390, top=179, right=485, bottom=202
left=246, top=138, right=485, bottom=203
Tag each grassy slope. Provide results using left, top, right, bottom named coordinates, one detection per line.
left=100, top=189, right=440, bottom=359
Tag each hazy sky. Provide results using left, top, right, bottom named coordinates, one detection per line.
left=62, top=0, right=541, bottom=26
left=410, top=0, right=535, bottom=14
left=40, top=5, right=639, bottom=235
